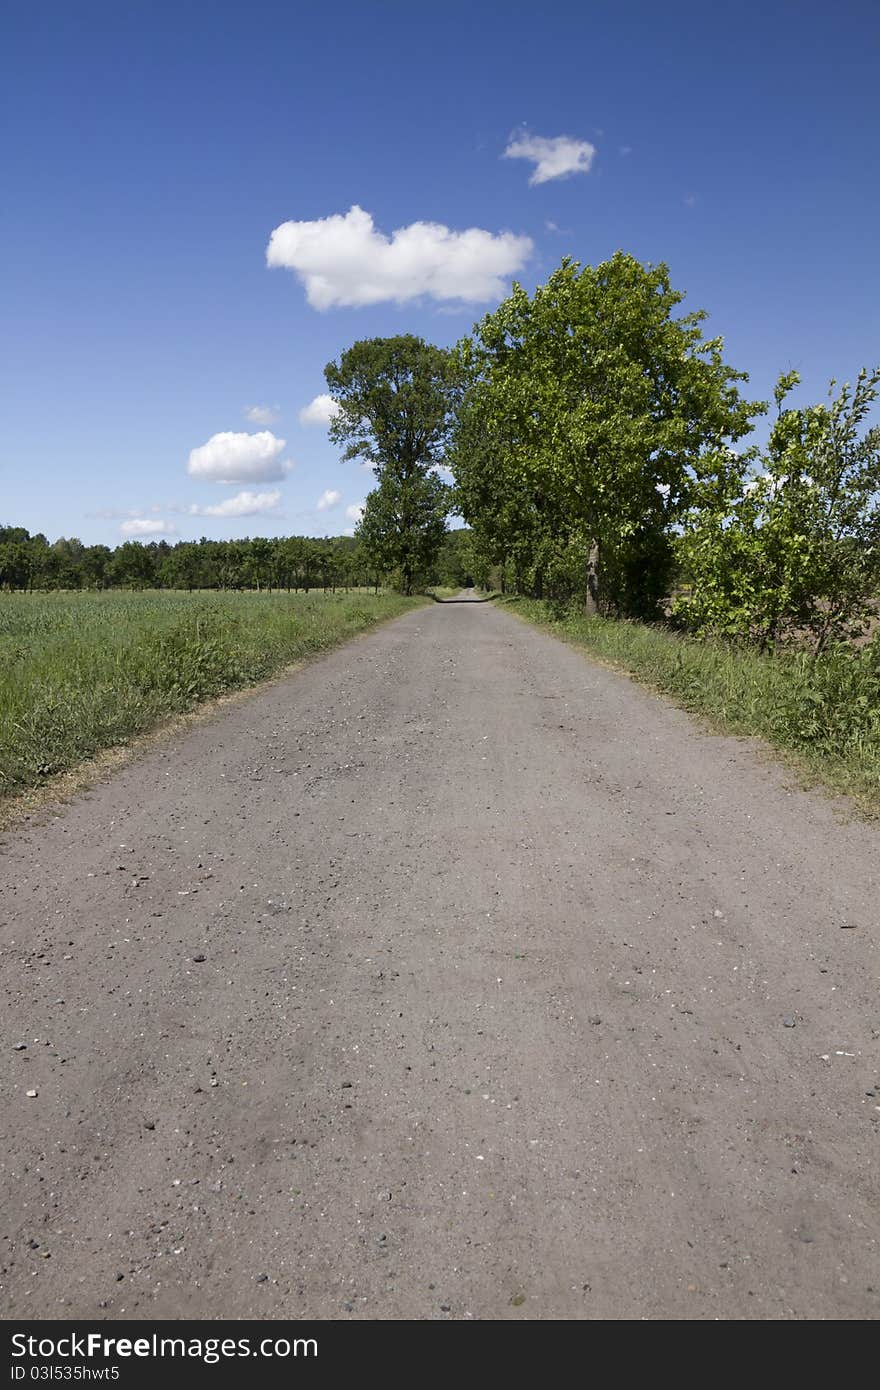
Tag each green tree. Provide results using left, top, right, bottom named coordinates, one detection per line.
left=82, top=544, right=112, bottom=589
left=245, top=537, right=273, bottom=590
left=452, top=254, right=761, bottom=615
left=217, top=540, right=247, bottom=590
left=0, top=541, right=34, bottom=590
left=158, top=542, right=202, bottom=590
left=677, top=367, right=880, bottom=651
left=51, top=537, right=86, bottom=588
left=434, top=527, right=475, bottom=588
left=109, top=541, right=157, bottom=588
left=0, top=526, right=32, bottom=545
left=325, top=335, right=457, bottom=594
left=356, top=470, right=449, bottom=594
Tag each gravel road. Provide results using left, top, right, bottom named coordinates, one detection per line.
left=2, top=596, right=878, bottom=1320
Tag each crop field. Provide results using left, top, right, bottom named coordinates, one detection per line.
left=0, top=589, right=422, bottom=798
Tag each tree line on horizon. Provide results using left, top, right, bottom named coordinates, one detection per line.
left=0, top=527, right=475, bottom=595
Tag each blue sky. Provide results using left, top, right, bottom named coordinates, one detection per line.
left=3, top=0, right=878, bottom=546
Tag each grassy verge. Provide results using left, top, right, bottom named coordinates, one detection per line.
left=0, top=590, right=423, bottom=799
left=502, top=596, right=880, bottom=814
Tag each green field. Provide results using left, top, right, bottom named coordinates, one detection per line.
left=0, top=589, right=422, bottom=798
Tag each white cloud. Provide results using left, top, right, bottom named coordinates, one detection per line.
left=189, top=490, right=282, bottom=519
left=244, top=404, right=280, bottom=425
left=299, top=393, right=342, bottom=426
left=187, top=430, right=289, bottom=484
left=503, top=132, right=596, bottom=185
left=345, top=502, right=365, bottom=524
left=317, top=489, right=342, bottom=511
left=119, top=518, right=176, bottom=537
left=266, top=205, right=532, bottom=308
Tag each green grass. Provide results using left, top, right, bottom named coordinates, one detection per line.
left=0, top=589, right=423, bottom=798
left=503, top=597, right=880, bottom=814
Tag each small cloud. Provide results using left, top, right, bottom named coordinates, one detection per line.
left=299, top=393, right=342, bottom=426
left=317, top=488, right=342, bottom=511
left=503, top=131, right=596, bottom=185
left=619, top=145, right=632, bottom=157
left=187, top=430, right=290, bottom=484
left=266, top=205, right=533, bottom=308
left=119, top=518, right=176, bottom=537
left=189, top=489, right=282, bottom=519
left=683, top=193, right=698, bottom=207
left=345, top=502, right=365, bottom=524
left=244, top=404, right=280, bottom=425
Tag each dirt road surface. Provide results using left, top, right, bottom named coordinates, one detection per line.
left=2, top=597, right=878, bottom=1320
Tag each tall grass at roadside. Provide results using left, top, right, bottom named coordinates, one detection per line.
left=0, top=590, right=421, bottom=796
left=505, top=597, right=880, bottom=812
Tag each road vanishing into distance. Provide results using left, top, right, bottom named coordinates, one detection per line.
left=2, top=595, right=878, bottom=1320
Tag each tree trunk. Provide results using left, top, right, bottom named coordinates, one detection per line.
left=533, top=567, right=543, bottom=600
left=813, top=606, right=838, bottom=657
left=585, top=538, right=601, bottom=615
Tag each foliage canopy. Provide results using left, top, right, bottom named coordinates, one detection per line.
left=451, top=253, right=762, bottom=615
left=325, top=335, right=457, bottom=593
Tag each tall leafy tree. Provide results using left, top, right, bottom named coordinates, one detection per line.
left=452, top=254, right=762, bottom=615
left=357, top=470, right=449, bottom=595
left=325, top=335, right=457, bottom=594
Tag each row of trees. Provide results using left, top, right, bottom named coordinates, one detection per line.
left=0, top=524, right=474, bottom=595
left=321, top=255, right=879, bottom=653
left=0, top=528, right=445, bottom=594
